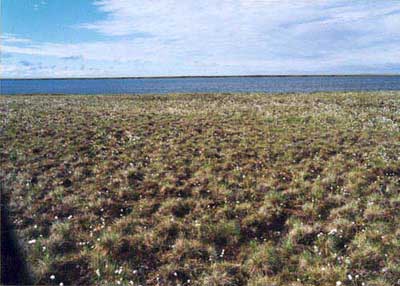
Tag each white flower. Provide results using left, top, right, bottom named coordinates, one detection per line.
left=96, top=269, right=101, bottom=277
left=348, top=274, right=352, bottom=280
left=59, top=283, right=64, bottom=286
left=336, top=281, right=342, bottom=286
left=329, top=228, right=337, bottom=235
left=28, top=239, right=36, bottom=244
left=50, top=275, right=55, bottom=280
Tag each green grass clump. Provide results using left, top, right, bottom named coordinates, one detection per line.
left=1, top=92, right=399, bottom=285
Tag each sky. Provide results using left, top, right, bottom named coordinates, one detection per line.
left=1, top=0, right=400, bottom=78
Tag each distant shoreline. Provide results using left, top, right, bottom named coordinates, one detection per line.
left=2, top=74, right=400, bottom=80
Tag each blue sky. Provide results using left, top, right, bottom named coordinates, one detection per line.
left=1, top=0, right=400, bottom=78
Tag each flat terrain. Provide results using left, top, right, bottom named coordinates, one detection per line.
left=1, top=92, right=399, bottom=286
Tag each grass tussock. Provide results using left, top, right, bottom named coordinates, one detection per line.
left=1, top=92, right=399, bottom=285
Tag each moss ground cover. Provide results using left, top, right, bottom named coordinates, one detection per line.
left=1, top=92, right=399, bottom=285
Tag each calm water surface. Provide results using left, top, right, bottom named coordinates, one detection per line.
left=1, top=76, right=400, bottom=95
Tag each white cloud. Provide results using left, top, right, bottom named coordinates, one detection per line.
left=1, top=33, right=32, bottom=44
left=1, top=61, right=108, bottom=78
left=1, top=0, right=400, bottom=77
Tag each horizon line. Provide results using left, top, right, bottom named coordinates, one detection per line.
left=1, top=73, right=400, bottom=80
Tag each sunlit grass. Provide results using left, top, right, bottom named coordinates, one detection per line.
left=1, top=92, right=399, bottom=285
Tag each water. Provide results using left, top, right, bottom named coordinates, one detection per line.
left=1, top=76, right=400, bottom=95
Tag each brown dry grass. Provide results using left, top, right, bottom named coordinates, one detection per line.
left=1, top=92, right=399, bottom=285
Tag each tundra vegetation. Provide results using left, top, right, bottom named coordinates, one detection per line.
left=0, top=92, right=399, bottom=286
